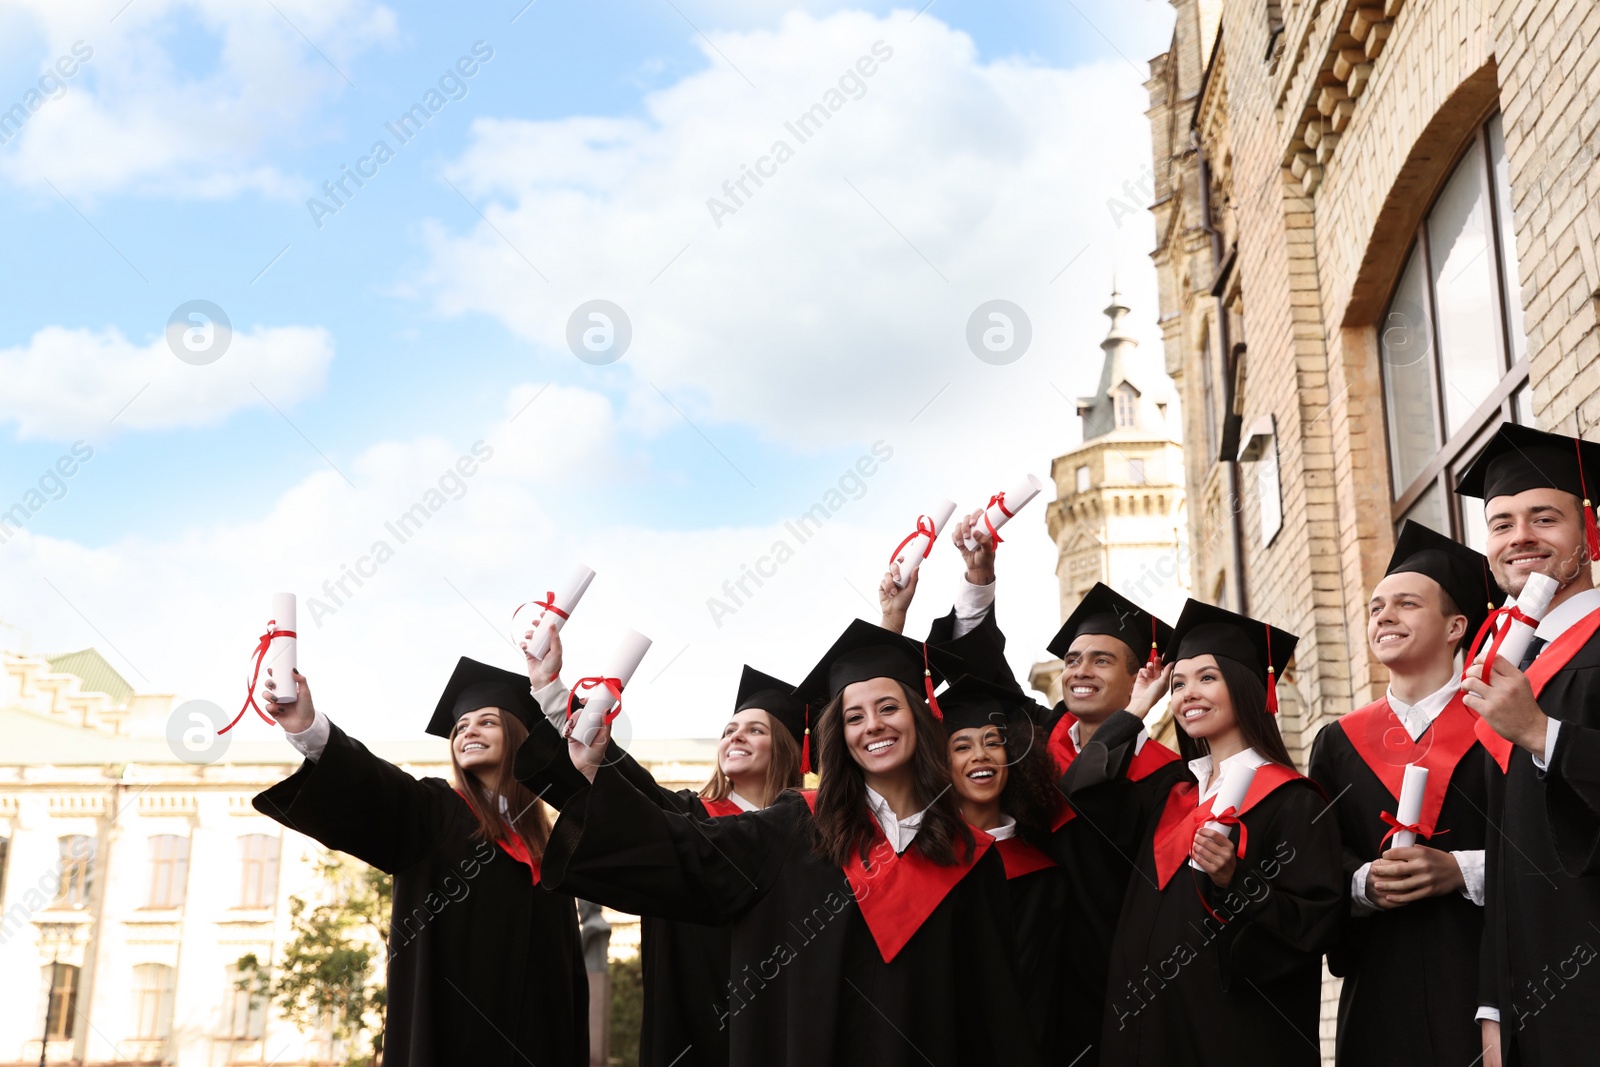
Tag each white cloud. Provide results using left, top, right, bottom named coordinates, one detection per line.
left=0, top=0, right=395, bottom=199
left=0, top=322, right=335, bottom=439
left=416, top=9, right=1164, bottom=449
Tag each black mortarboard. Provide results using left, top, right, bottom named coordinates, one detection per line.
left=794, top=618, right=961, bottom=718
left=1165, top=599, right=1298, bottom=715
left=426, top=657, right=539, bottom=738
left=735, top=664, right=811, bottom=772
left=1455, top=422, right=1600, bottom=557
left=1047, top=582, right=1173, bottom=671
left=1384, top=520, right=1495, bottom=638
left=937, top=673, right=1043, bottom=735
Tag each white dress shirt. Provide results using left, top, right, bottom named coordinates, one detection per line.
left=950, top=577, right=996, bottom=639
left=865, top=785, right=930, bottom=854
left=1067, top=717, right=1151, bottom=756
left=981, top=814, right=1018, bottom=841
left=1188, top=746, right=1269, bottom=807
left=1350, top=676, right=1485, bottom=915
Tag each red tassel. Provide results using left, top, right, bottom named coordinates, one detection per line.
left=921, top=642, right=942, bottom=720
left=1574, top=437, right=1599, bottom=560
left=801, top=704, right=812, bottom=775
left=1266, top=666, right=1280, bottom=716
left=1146, top=617, right=1161, bottom=671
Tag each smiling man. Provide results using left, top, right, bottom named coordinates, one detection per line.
left=1452, top=423, right=1600, bottom=1067
left=1308, top=521, right=1497, bottom=1067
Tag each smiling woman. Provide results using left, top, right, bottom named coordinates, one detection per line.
left=250, top=657, right=589, bottom=1067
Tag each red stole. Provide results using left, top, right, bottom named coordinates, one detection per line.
left=1472, top=605, right=1600, bottom=772
left=1339, top=693, right=1482, bottom=838
left=994, top=836, right=1056, bottom=880
left=453, top=788, right=540, bottom=885
left=1047, top=710, right=1180, bottom=830
left=801, top=790, right=991, bottom=963
left=1151, top=762, right=1304, bottom=889
left=699, top=796, right=744, bottom=817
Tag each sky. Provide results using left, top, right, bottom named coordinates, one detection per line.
left=0, top=0, right=1179, bottom=742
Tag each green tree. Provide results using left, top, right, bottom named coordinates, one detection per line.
left=608, top=953, right=644, bottom=1067
left=239, top=852, right=393, bottom=1066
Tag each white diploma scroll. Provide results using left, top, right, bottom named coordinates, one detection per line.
left=264, top=592, right=298, bottom=703
left=571, top=629, right=652, bottom=746
left=1390, top=763, right=1430, bottom=848
left=517, top=564, right=596, bottom=660
left=1467, top=570, right=1559, bottom=678
left=1190, top=762, right=1259, bottom=870
left=962, top=474, right=1046, bottom=550
left=891, top=500, right=957, bottom=588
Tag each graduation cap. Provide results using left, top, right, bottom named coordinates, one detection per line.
left=426, top=657, right=540, bottom=739
left=1384, top=520, right=1495, bottom=639
left=794, top=618, right=961, bottom=719
left=937, top=673, right=1042, bottom=736
left=1165, top=599, right=1298, bottom=716
left=1454, top=422, right=1600, bottom=558
left=735, top=665, right=812, bottom=774
left=1047, top=582, right=1173, bottom=672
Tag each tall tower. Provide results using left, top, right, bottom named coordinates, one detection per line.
left=1029, top=287, right=1189, bottom=701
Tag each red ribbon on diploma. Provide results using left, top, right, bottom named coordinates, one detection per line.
left=889, top=516, right=938, bottom=567
left=517, top=591, right=571, bottom=624
left=565, top=676, right=625, bottom=727
left=221, top=624, right=296, bottom=735
left=1205, top=805, right=1248, bottom=860
left=981, top=492, right=1014, bottom=548
left=1462, top=604, right=1537, bottom=684
left=1378, top=810, right=1447, bottom=848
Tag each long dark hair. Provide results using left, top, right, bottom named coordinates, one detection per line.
left=451, top=713, right=552, bottom=858
left=1173, top=655, right=1297, bottom=769
left=995, top=720, right=1062, bottom=842
left=810, top=680, right=975, bottom=868
left=699, top=710, right=805, bottom=804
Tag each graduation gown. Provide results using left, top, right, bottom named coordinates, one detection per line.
left=519, top=717, right=739, bottom=1067
left=252, top=722, right=588, bottom=1067
left=1477, top=603, right=1600, bottom=1065
left=994, top=835, right=1072, bottom=1063
left=1092, top=746, right=1342, bottom=1067
left=535, top=757, right=1046, bottom=1067
left=1046, top=707, right=1187, bottom=1067
left=1307, top=694, right=1491, bottom=1067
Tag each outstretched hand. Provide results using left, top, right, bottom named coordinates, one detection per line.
left=566, top=715, right=610, bottom=782
left=262, top=668, right=315, bottom=734
left=1128, top=661, right=1172, bottom=719
left=879, top=565, right=918, bottom=633
left=951, top=510, right=996, bottom=585
left=523, top=627, right=564, bottom=691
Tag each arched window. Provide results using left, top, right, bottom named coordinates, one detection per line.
left=1381, top=113, right=1529, bottom=547
left=132, top=963, right=177, bottom=1039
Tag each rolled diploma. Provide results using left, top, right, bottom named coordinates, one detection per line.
left=263, top=592, right=298, bottom=703
left=1190, top=762, right=1258, bottom=870
left=1467, top=570, right=1559, bottom=676
left=1390, top=763, right=1429, bottom=848
left=962, top=474, right=1046, bottom=550
left=892, top=500, right=957, bottom=587
left=573, top=629, right=652, bottom=745
left=520, top=564, right=596, bottom=659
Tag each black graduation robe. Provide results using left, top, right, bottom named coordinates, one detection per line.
left=534, top=756, right=1046, bottom=1067
left=1477, top=603, right=1600, bottom=1065
left=253, top=722, right=588, bottom=1067
left=994, top=835, right=1073, bottom=1063
left=1075, top=727, right=1342, bottom=1067
left=1046, top=706, right=1188, bottom=1067
left=519, top=717, right=738, bottom=1067
left=1307, top=694, right=1492, bottom=1067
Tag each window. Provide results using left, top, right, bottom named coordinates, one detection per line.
left=1127, top=458, right=1147, bottom=485
left=238, top=835, right=280, bottom=908
left=0, top=836, right=10, bottom=905
left=1380, top=113, right=1528, bottom=537
left=132, top=963, right=177, bottom=1040
left=225, top=964, right=267, bottom=1040
left=147, top=835, right=190, bottom=909
left=1115, top=387, right=1137, bottom=428
left=42, top=963, right=78, bottom=1041
left=55, top=836, right=94, bottom=908
left=1075, top=465, right=1091, bottom=493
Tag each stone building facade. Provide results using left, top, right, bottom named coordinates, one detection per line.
left=1147, top=0, right=1600, bottom=1057
left=1030, top=290, right=1188, bottom=707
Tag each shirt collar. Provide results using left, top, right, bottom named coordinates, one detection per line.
left=1188, top=747, right=1268, bottom=802
left=1386, top=676, right=1461, bottom=742
left=864, top=785, right=930, bottom=854
left=981, top=814, right=1017, bottom=841
left=727, top=791, right=758, bottom=813
left=1068, top=715, right=1151, bottom=755
left=1534, top=586, right=1600, bottom=641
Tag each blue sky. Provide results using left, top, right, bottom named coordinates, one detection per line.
left=1, top=0, right=1178, bottom=739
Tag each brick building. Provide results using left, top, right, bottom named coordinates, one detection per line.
left=1147, top=0, right=1600, bottom=1056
